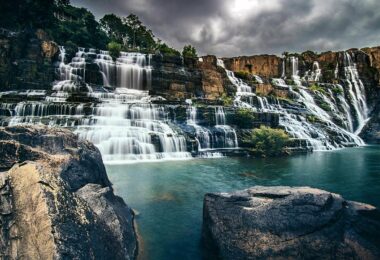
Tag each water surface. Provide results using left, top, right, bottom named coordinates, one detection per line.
left=106, top=146, right=380, bottom=260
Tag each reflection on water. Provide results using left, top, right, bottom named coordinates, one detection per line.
left=106, top=146, right=380, bottom=260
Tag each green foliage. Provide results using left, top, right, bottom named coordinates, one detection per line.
left=50, top=5, right=108, bottom=49
left=220, top=93, right=233, bottom=106
left=245, top=126, right=289, bottom=156
left=319, top=102, right=331, bottom=112
left=0, top=0, right=60, bottom=30
left=306, top=115, right=321, bottom=123
left=107, top=42, right=122, bottom=60
left=182, top=45, right=197, bottom=58
left=309, top=84, right=326, bottom=94
left=156, top=42, right=180, bottom=56
left=331, top=86, right=343, bottom=95
left=234, top=71, right=251, bottom=80
left=233, top=108, right=255, bottom=128
left=100, top=14, right=127, bottom=43
left=124, top=14, right=156, bottom=50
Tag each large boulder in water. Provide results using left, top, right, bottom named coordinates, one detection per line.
left=202, top=186, right=380, bottom=259
left=0, top=125, right=137, bottom=259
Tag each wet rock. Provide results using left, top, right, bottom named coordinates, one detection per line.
left=0, top=125, right=137, bottom=259
left=203, top=186, right=380, bottom=260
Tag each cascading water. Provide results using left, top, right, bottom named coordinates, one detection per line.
left=217, top=55, right=367, bottom=151
left=343, top=52, right=369, bottom=133
left=4, top=47, right=191, bottom=163
left=95, top=51, right=152, bottom=90
left=185, top=104, right=238, bottom=152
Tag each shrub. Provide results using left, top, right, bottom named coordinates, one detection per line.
left=107, top=41, right=122, bottom=60
left=309, top=84, right=326, bottom=94
left=319, top=102, right=331, bottom=111
left=233, top=108, right=255, bottom=128
left=182, top=45, right=197, bottom=58
left=245, top=126, right=289, bottom=156
left=220, top=93, right=234, bottom=106
left=331, top=86, right=343, bottom=95
left=234, top=71, right=251, bottom=80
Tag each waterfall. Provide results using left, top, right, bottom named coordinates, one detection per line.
left=185, top=105, right=238, bottom=151
left=218, top=55, right=366, bottom=151
left=95, top=51, right=152, bottom=90
left=3, top=47, right=191, bottom=163
left=343, top=52, right=369, bottom=133
left=290, top=56, right=302, bottom=86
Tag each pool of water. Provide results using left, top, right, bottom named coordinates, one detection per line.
left=106, top=146, right=380, bottom=260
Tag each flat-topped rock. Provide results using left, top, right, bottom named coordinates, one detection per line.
left=202, top=186, right=380, bottom=260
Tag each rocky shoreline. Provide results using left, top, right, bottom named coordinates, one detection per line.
left=0, top=125, right=138, bottom=259
left=202, top=186, right=380, bottom=259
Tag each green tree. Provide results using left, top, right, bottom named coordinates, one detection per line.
left=107, top=41, right=122, bottom=60
left=182, top=45, right=197, bottom=58
left=100, top=14, right=127, bottom=44
left=246, top=126, right=289, bottom=156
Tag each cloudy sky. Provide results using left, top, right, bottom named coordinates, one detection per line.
left=72, top=0, right=380, bottom=57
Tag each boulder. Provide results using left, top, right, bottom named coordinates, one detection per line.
left=0, top=126, right=137, bottom=259
left=202, top=186, right=380, bottom=260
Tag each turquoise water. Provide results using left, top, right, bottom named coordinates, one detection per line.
left=106, top=146, right=380, bottom=260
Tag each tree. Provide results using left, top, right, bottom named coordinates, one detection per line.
left=100, top=14, right=127, bottom=44
left=182, top=45, right=197, bottom=58
left=107, top=41, right=122, bottom=60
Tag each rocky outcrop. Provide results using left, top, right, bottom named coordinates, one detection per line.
left=202, top=186, right=380, bottom=260
left=0, top=30, right=58, bottom=91
left=223, top=55, right=282, bottom=80
left=198, top=55, right=234, bottom=99
left=0, top=126, right=137, bottom=259
left=150, top=54, right=203, bottom=100
left=360, top=104, right=380, bottom=143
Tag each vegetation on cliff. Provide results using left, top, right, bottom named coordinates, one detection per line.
left=0, top=0, right=196, bottom=56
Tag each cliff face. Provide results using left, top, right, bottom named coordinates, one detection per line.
left=0, top=126, right=137, bottom=259
left=203, top=186, right=380, bottom=260
left=0, top=30, right=58, bottom=91
left=223, top=55, right=282, bottom=79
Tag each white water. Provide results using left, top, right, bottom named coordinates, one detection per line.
left=186, top=105, right=238, bottom=151
left=218, top=55, right=367, bottom=151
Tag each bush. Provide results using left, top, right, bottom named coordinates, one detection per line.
left=331, top=86, right=343, bottom=95
left=157, top=43, right=180, bottom=56
left=220, top=93, right=233, bottom=106
left=107, top=41, right=122, bottom=60
left=309, top=84, right=326, bottom=94
left=233, top=108, right=255, bottom=128
left=245, top=126, right=289, bottom=156
left=182, top=45, right=197, bottom=58
left=234, top=71, right=251, bottom=80
left=319, top=102, right=331, bottom=112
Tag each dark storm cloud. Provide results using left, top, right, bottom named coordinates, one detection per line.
left=72, top=0, right=380, bottom=57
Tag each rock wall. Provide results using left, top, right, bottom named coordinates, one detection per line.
left=0, top=126, right=137, bottom=259
left=203, top=186, right=380, bottom=260
left=223, top=55, right=282, bottom=80
left=0, top=30, right=58, bottom=91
